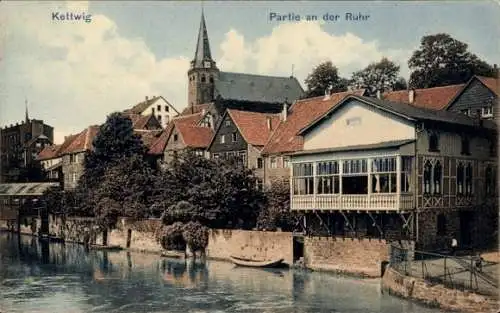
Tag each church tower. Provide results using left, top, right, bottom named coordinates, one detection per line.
left=188, top=11, right=219, bottom=107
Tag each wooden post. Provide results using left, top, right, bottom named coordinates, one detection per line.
left=126, top=229, right=132, bottom=248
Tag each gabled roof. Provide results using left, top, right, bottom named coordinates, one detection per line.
left=383, top=84, right=465, bottom=110
left=134, top=130, right=163, bottom=149
left=37, top=144, right=61, bottom=160
left=476, top=76, right=499, bottom=96
left=172, top=112, right=205, bottom=125
left=25, top=134, right=51, bottom=148
left=148, top=130, right=170, bottom=155
left=299, top=95, right=496, bottom=136
left=175, top=123, right=214, bottom=148
left=59, top=125, right=100, bottom=155
left=180, top=103, right=212, bottom=116
left=215, top=72, right=304, bottom=104
left=261, top=89, right=367, bottom=155
left=121, top=113, right=161, bottom=130
left=126, top=96, right=180, bottom=115
left=226, top=109, right=280, bottom=146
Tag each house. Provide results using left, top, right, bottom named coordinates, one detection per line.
left=207, top=109, right=281, bottom=189
left=37, top=144, right=63, bottom=182
left=121, top=112, right=163, bottom=130
left=124, top=96, right=179, bottom=129
left=287, top=94, right=497, bottom=251
left=0, top=108, right=54, bottom=182
left=162, top=112, right=213, bottom=164
left=261, top=89, right=368, bottom=186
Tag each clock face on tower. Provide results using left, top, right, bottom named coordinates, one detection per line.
left=204, top=61, right=211, bottom=68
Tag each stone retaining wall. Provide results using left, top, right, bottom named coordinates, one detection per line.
left=381, top=267, right=498, bottom=313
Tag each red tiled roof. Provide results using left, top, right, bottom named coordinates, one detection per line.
left=37, top=144, right=61, bottom=160
left=120, top=112, right=160, bottom=130
left=59, top=125, right=100, bottom=155
left=126, top=96, right=161, bottom=114
left=179, top=103, right=211, bottom=116
left=176, top=123, right=213, bottom=148
left=172, top=112, right=204, bottom=126
left=134, top=130, right=163, bottom=149
left=262, top=90, right=366, bottom=155
left=476, top=76, right=499, bottom=97
left=148, top=130, right=170, bottom=155
left=227, top=109, right=280, bottom=146
left=383, top=84, right=465, bottom=110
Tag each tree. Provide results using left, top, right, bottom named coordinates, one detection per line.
left=304, top=61, right=348, bottom=97
left=155, top=151, right=266, bottom=229
left=350, top=58, right=407, bottom=95
left=257, top=178, right=299, bottom=231
left=408, top=33, right=496, bottom=88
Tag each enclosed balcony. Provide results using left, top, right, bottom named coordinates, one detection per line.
left=290, top=156, right=415, bottom=212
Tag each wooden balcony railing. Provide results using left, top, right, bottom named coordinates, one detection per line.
left=291, top=193, right=414, bottom=211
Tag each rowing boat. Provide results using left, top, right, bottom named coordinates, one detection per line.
left=229, top=255, right=284, bottom=268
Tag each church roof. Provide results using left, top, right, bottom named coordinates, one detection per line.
left=192, top=12, right=213, bottom=68
left=215, top=72, right=304, bottom=104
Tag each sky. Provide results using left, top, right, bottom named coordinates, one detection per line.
left=1, top=1, right=499, bottom=144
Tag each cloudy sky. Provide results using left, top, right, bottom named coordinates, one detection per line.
left=1, top=1, right=499, bottom=144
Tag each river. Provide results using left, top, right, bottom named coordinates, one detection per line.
left=0, top=233, right=444, bottom=313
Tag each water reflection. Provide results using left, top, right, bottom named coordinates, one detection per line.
left=0, top=233, right=445, bottom=313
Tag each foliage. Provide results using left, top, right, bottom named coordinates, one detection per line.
left=42, top=186, right=81, bottom=215
left=159, top=222, right=187, bottom=251
left=304, top=61, right=348, bottom=97
left=257, top=179, right=297, bottom=231
left=350, top=58, right=407, bottom=95
left=182, top=221, right=209, bottom=253
left=155, top=151, right=265, bottom=229
left=408, top=33, right=496, bottom=88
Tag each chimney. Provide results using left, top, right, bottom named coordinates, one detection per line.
left=409, top=89, right=415, bottom=104
left=323, top=85, right=332, bottom=101
left=266, top=116, right=272, bottom=131
left=282, top=102, right=288, bottom=121
left=376, top=90, right=381, bottom=99
left=145, top=96, right=149, bottom=102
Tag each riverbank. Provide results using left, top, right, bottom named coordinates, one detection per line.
left=381, top=266, right=499, bottom=313
left=1, top=216, right=414, bottom=278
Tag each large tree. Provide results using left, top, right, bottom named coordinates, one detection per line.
left=350, top=58, right=407, bottom=95
left=408, top=33, right=496, bottom=88
left=304, top=61, right=348, bottom=97
left=156, top=151, right=265, bottom=229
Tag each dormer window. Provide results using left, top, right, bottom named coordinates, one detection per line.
left=225, top=120, right=231, bottom=127
left=428, top=132, right=439, bottom=152
left=461, top=135, right=470, bottom=155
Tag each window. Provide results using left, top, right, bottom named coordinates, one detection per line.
left=173, top=151, right=178, bottom=158
left=485, top=165, right=496, bottom=197
left=456, top=162, right=473, bottom=196
left=72, top=172, right=77, bottom=183
left=35, top=142, right=41, bottom=148
left=342, top=159, right=368, bottom=194
left=220, top=135, right=225, bottom=144
left=209, top=76, right=214, bottom=83
left=461, top=109, right=470, bottom=116
left=157, top=115, right=162, bottom=122
left=461, top=136, right=470, bottom=155
left=316, top=161, right=340, bottom=194
left=213, top=153, right=220, bottom=159
left=165, top=106, right=169, bottom=112
left=437, top=214, right=446, bottom=236
left=428, top=133, right=439, bottom=152
left=270, top=157, right=277, bottom=169
left=423, top=160, right=432, bottom=194
left=201, top=75, right=206, bottom=83
left=372, top=157, right=397, bottom=193
left=238, top=151, right=247, bottom=165
left=257, top=157, right=263, bottom=169
left=152, top=108, right=155, bottom=114
left=69, top=154, right=76, bottom=163
left=433, top=161, right=442, bottom=194
left=401, top=156, right=413, bottom=192
left=292, top=163, right=314, bottom=195
left=481, top=106, right=493, bottom=118
left=232, top=132, right=237, bottom=142
left=256, top=178, right=264, bottom=191
left=225, top=120, right=231, bottom=127
left=157, top=105, right=161, bottom=111
left=194, top=150, right=204, bottom=156
left=173, top=134, right=178, bottom=142
left=283, top=157, right=290, bottom=168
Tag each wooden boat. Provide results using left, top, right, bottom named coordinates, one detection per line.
left=229, top=255, right=285, bottom=268
left=160, top=250, right=184, bottom=258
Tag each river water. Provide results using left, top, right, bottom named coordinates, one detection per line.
left=0, top=233, right=443, bottom=313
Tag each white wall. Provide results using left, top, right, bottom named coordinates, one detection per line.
left=303, top=99, right=416, bottom=150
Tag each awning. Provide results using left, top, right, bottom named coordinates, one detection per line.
left=0, top=182, right=60, bottom=196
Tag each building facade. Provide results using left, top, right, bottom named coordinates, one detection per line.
left=124, top=96, right=179, bottom=129
left=287, top=95, right=497, bottom=251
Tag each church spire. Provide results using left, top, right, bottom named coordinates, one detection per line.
left=192, top=10, right=213, bottom=68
